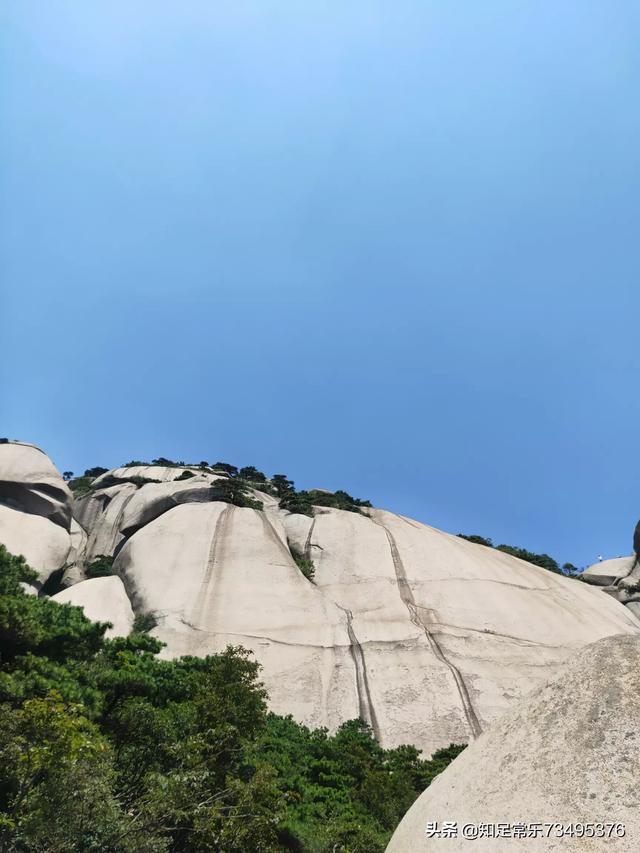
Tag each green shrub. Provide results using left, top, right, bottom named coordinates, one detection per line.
left=239, top=466, right=267, bottom=482
left=209, top=479, right=263, bottom=510
left=271, top=474, right=295, bottom=497
left=457, top=534, right=494, bottom=547
left=306, top=489, right=371, bottom=512
left=280, top=492, right=314, bottom=517
left=68, top=476, right=93, bottom=498
left=280, top=488, right=371, bottom=516
left=496, top=544, right=561, bottom=574
left=212, top=461, right=238, bottom=476
left=290, top=548, right=315, bottom=582
left=84, top=466, right=109, bottom=478
left=175, top=470, right=195, bottom=480
left=85, top=555, right=115, bottom=579
left=132, top=611, right=158, bottom=634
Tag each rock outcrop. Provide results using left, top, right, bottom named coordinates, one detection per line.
left=78, top=463, right=639, bottom=757
left=580, top=524, right=640, bottom=621
left=1, top=445, right=639, bottom=758
left=387, top=633, right=640, bottom=852
left=52, top=576, right=135, bottom=638
left=0, top=441, right=76, bottom=586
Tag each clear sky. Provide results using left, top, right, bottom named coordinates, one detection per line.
left=2, top=2, right=639, bottom=568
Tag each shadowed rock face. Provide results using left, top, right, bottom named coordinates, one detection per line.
left=1, top=447, right=639, bottom=756
left=387, top=633, right=640, bottom=852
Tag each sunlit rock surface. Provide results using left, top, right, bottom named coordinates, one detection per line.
left=387, top=634, right=640, bottom=851
left=2, top=446, right=639, bottom=756
left=0, top=442, right=75, bottom=585
left=52, top=576, right=135, bottom=638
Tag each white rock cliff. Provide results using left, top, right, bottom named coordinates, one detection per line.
left=1, top=442, right=639, bottom=759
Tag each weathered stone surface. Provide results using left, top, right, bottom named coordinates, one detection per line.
left=110, top=496, right=639, bottom=757
left=115, top=502, right=358, bottom=731
left=52, top=576, right=135, bottom=638
left=0, top=441, right=73, bottom=529
left=74, top=482, right=138, bottom=563
left=75, top=471, right=273, bottom=562
left=118, top=479, right=222, bottom=535
left=0, top=503, right=72, bottom=586
left=0, top=442, right=77, bottom=584
left=387, top=634, right=640, bottom=852
left=92, top=465, right=218, bottom=487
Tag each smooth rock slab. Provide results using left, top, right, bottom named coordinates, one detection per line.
left=114, top=502, right=358, bottom=732
left=52, top=576, right=135, bottom=638
left=0, top=503, right=72, bottom=586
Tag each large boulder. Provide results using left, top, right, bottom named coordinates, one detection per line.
left=387, top=633, right=640, bottom=852
left=0, top=504, right=72, bottom=585
left=581, top=556, right=635, bottom=587
left=0, top=441, right=73, bottom=529
left=0, top=442, right=76, bottom=585
left=581, top=536, right=640, bottom=619
left=52, top=576, right=135, bottom=638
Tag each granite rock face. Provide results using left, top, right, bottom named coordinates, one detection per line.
left=52, top=576, right=135, bottom=638
left=1, top=445, right=639, bottom=758
left=84, top=464, right=639, bottom=756
left=387, top=634, right=640, bottom=852
left=0, top=442, right=75, bottom=585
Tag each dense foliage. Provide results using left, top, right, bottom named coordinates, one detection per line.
left=85, top=555, right=116, bottom=579
left=209, top=479, right=264, bottom=511
left=68, top=475, right=94, bottom=498
left=0, top=545, right=461, bottom=852
left=279, top=486, right=372, bottom=518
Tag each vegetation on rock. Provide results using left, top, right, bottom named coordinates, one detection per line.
left=175, top=470, right=196, bottom=481
left=280, top=488, right=372, bottom=517
left=209, top=479, right=264, bottom=511
left=290, top=548, right=315, bottom=583
left=68, top=475, right=94, bottom=497
left=85, top=555, right=116, bottom=579
left=84, top=466, right=109, bottom=478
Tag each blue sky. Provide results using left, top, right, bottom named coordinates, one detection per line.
left=2, top=1, right=639, bottom=568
